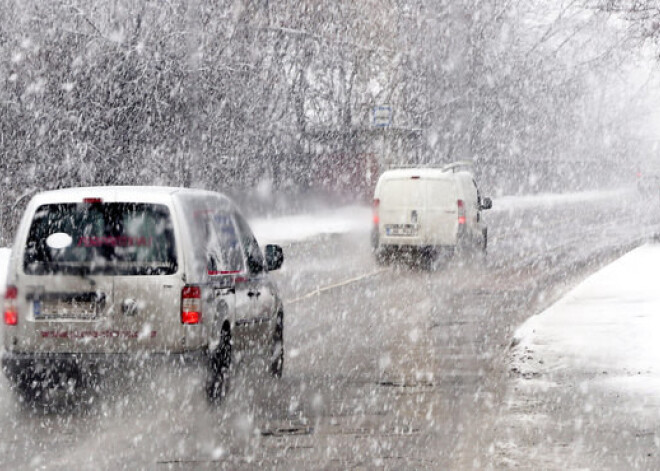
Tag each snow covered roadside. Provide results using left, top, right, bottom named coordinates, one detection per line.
left=492, top=187, right=634, bottom=212
left=249, top=205, right=372, bottom=245
left=0, top=248, right=9, bottom=296
left=499, top=243, right=660, bottom=468
left=512, top=243, right=660, bottom=397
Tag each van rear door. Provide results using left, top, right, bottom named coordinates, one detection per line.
left=379, top=176, right=458, bottom=246
left=379, top=178, right=425, bottom=241
left=424, top=179, right=459, bottom=246
left=20, top=202, right=179, bottom=354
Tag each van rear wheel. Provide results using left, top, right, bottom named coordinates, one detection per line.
left=374, top=246, right=392, bottom=266
left=206, top=326, right=232, bottom=402
left=270, top=312, right=284, bottom=378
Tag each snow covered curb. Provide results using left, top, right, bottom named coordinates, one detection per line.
left=249, top=205, right=371, bottom=245
left=511, top=243, right=660, bottom=393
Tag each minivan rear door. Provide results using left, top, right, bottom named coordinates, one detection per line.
left=21, top=202, right=179, bottom=354
left=379, top=178, right=426, bottom=240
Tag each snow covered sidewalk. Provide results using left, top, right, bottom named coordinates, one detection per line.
left=502, top=243, right=660, bottom=469
left=512, top=243, right=660, bottom=387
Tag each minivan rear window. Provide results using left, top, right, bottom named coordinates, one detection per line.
left=23, top=203, right=177, bottom=276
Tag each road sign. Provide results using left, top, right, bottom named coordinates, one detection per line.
left=373, top=105, right=392, bottom=127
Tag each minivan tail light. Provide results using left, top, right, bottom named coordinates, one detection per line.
left=457, top=199, right=466, bottom=225
left=181, top=285, right=201, bottom=324
left=4, top=309, right=17, bottom=326
left=4, top=285, right=18, bottom=326
left=373, top=198, right=380, bottom=225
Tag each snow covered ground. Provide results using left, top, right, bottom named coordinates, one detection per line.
left=511, top=243, right=660, bottom=397
left=249, top=205, right=371, bottom=245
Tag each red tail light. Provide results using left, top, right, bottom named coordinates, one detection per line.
left=181, top=285, right=201, bottom=324
left=4, top=309, right=17, bottom=326
left=4, top=285, right=18, bottom=326
left=83, top=197, right=103, bottom=204
left=373, top=198, right=380, bottom=225
left=457, top=199, right=466, bottom=225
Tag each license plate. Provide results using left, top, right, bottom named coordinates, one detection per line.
left=33, top=295, right=103, bottom=320
left=385, top=224, right=417, bottom=236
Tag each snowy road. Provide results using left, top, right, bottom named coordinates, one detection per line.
left=0, top=189, right=657, bottom=469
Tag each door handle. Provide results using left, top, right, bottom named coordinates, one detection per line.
left=247, top=291, right=261, bottom=298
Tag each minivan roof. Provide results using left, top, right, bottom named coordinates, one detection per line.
left=378, top=168, right=473, bottom=181
left=28, top=186, right=231, bottom=206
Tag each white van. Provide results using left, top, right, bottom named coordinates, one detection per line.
left=1, top=186, right=285, bottom=402
left=371, top=163, right=492, bottom=262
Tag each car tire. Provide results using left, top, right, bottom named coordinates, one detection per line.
left=418, top=247, right=437, bottom=271
left=370, top=227, right=379, bottom=251
left=11, top=376, right=38, bottom=404
left=374, top=246, right=391, bottom=266
left=206, top=325, right=232, bottom=402
left=270, top=312, right=284, bottom=378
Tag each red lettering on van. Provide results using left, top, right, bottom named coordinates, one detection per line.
left=76, top=236, right=153, bottom=248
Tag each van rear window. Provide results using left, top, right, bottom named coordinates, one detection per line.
left=23, top=203, right=177, bottom=276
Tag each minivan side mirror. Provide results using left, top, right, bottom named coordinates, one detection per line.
left=265, top=244, right=284, bottom=271
left=480, top=197, right=493, bottom=210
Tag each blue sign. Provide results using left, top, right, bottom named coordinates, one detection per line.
left=373, top=106, right=392, bottom=127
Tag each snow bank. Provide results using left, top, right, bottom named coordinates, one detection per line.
left=493, top=188, right=632, bottom=212
left=512, top=244, right=660, bottom=393
left=249, top=205, right=371, bottom=245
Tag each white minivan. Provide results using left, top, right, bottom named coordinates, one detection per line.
left=1, top=186, right=285, bottom=402
left=371, top=163, right=492, bottom=262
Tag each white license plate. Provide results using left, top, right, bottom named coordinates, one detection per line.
left=33, top=299, right=99, bottom=320
left=385, top=224, right=417, bottom=236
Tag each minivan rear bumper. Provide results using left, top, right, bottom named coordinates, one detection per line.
left=1, top=349, right=207, bottom=388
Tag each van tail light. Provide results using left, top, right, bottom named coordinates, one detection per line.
left=181, top=285, right=201, bottom=324
left=4, top=285, right=18, bottom=326
left=457, top=199, right=466, bottom=225
left=373, top=198, right=380, bottom=225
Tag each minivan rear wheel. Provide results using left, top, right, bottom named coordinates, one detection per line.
left=206, top=326, right=232, bottom=402
left=270, top=312, right=284, bottom=378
